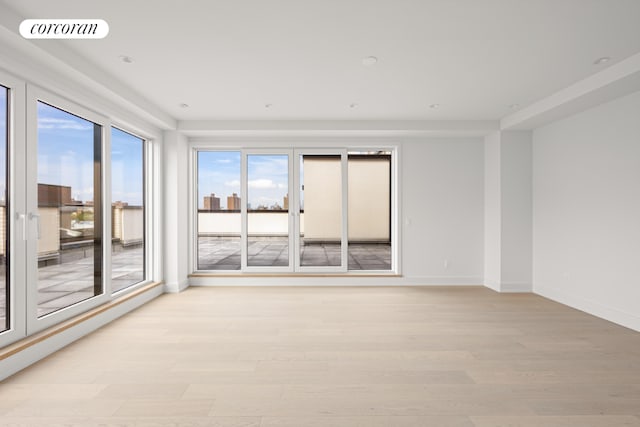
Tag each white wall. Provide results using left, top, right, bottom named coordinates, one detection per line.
left=484, top=131, right=533, bottom=292
left=533, top=90, right=640, bottom=331
left=402, top=138, right=484, bottom=284
left=484, top=133, right=501, bottom=288
left=500, top=132, right=532, bottom=289
left=164, top=131, right=189, bottom=293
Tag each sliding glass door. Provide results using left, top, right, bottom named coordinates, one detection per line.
left=195, top=148, right=394, bottom=274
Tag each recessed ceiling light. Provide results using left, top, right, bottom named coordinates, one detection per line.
left=179, top=103, right=189, bottom=108
left=119, top=55, right=134, bottom=64
left=509, top=103, right=520, bottom=110
left=593, top=56, right=611, bottom=65
left=362, top=56, right=378, bottom=66
left=350, top=103, right=358, bottom=108
left=265, top=103, right=273, bottom=108
left=429, top=103, right=440, bottom=109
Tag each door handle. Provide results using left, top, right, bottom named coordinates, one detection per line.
left=16, top=212, right=26, bottom=241
left=28, top=212, right=41, bottom=239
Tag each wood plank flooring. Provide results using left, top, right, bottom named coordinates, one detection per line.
left=0, top=286, right=639, bottom=426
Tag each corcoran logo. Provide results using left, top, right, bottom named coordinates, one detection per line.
left=19, top=19, right=109, bottom=39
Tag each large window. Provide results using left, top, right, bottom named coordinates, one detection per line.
left=111, top=127, right=145, bottom=292
left=35, top=101, right=103, bottom=317
left=0, top=78, right=156, bottom=348
left=194, top=148, right=394, bottom=274
left=0, top=85, right=8, bottom=332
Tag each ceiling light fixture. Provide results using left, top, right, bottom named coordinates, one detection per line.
left=429, top=103, right=440, bottom=109
left=119, top=55, right=134, bottom=63
left=265, top=103, right=273, bottom=108
left=509, top=103, right=520, bottom=110
left=179, top=103, right=189, bottom=108
left=593, top=56, right=611, bottom=65
left=362, top=56, right=378, bottom=66
left=350, top=103, right=358, bottom=108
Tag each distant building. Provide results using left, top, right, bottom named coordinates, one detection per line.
left=203, top=193, right=220, bottom=211
left=283, top=193, right=289, bottom=210
left=227, top=193, right=240, bottom=210
left=38, top=183, right=73, bottom=207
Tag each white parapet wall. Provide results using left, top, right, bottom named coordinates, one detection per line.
left=121, top=207, right=144, bottom=245
left=113, top=206, right=144, bottom=246
left=38, top=207, right=60, bottom=257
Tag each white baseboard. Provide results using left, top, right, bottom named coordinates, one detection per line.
left=501, top=281, right=532, bottom=293
left=403, top=276, right=483, bottom=285
left=189, top=275, right=483, bottom=287
left=535, top=284, right=640, bottom=332
left=484, top=281, right=500, bottom=292
left=484, top=281, right=532, bottom=293
left=164, top=278, right=189, bottom=293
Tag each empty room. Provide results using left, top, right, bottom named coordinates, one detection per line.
left=0, top=0, right=639, bottom=426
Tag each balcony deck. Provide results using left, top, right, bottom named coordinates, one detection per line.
left=198, top=237, right=391, bottom=271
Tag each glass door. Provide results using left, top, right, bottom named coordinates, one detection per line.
left=26, top=87, right=109, bottom=333
left=241, top=150, right=293, bottom=272
left=294, top=149, right=348, bottom=272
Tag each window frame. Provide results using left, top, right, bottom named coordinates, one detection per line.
left=0, top=70, right=26, bottom=347
left=110, top=126, right=149, bottom=295
left=190, top=143, right=399, bottom=276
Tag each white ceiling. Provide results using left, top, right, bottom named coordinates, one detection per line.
left=3, top=0, right=640, bottom=122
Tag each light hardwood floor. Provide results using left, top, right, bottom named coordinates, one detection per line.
left=1, top=286, right=639, bottom=426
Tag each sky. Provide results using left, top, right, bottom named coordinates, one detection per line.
left=37, top=102, right=143, bottom=206
left=198, top=151, right=289, bottom=210
left=111, top=127, right=143, bottom=206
